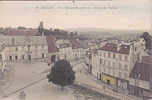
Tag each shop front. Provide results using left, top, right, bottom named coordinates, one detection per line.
left=102, top=73, right=116, bottom=85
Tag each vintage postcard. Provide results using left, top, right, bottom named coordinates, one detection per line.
left=0, top=0, right=152, bottom=100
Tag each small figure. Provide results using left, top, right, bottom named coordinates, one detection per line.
left=18, top=91, right=26, bottom=100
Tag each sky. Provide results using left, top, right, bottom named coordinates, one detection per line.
left=0, top=0, right=152, bottom=31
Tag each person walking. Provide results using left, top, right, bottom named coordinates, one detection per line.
left=18, top=91, right=26, bottom=100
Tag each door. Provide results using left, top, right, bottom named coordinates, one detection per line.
left=28, top=55, right=31, bottom=61
left=51, top=55, right=56, bottom=63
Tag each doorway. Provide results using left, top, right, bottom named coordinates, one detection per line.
left=28, top=55, right=31, bottom=61
left=51, top=55, right=56, bottom=63
left=107, top=80, right=110, bottom=85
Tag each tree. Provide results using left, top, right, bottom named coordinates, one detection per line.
left=47, top=60, right=75, bottom=89
left=141, top=32, right=152, bottom=50
left=17, top=26, right=26, bottom=30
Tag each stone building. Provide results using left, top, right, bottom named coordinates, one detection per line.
left=46, top=35, right=58, bottom=65
left=56, top=39, right=85, bottom=61
left=0, top=36, right=48, bottom=71
left=90, top=38, right=145, bottom=92
left=129, top=56, right=152, bottom=98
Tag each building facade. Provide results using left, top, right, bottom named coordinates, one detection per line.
left=90, top=38, right=145, bottom=92
left=0, top=36, right=48, bottom=71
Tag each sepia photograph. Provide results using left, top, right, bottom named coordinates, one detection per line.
left=0, top=0, right=152, bottom=100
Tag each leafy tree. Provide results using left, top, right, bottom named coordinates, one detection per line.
left=141, top=32, right=152, bottom=50
left=17, top=26, right=26, bottom=30
left=47, top=60, right=75, bottom=89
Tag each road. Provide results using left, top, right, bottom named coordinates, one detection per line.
left=0, top=59, right=140, bottom=100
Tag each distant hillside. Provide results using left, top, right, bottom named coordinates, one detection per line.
left=66, top=27, right=145, bottom=39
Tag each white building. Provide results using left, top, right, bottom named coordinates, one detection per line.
left=58, top=43, right=73, bottom=60
left=90, top=38, right=145, bottom=91
left=56, top=39, right=85, bottom=61
left=0, top=36, right=48, bottom=71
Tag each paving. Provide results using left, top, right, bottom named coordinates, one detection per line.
left=0, top=59, right=139, bottom=100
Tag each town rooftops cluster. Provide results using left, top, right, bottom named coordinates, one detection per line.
left=99, top=43, right=130, bottom=55
left=0, top=28, right=41, bottom=36
left=0, top=36, right=47, bottom=46
left=130, top=56, right=152, bottom=82
left=46, top=36, right=82, bottom=53
left=70, top=39, right=81, bottom=49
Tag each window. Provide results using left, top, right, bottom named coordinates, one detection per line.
left=104, top=68, right=106, bottom=72
left=16, top=47, right=18, bottom=52
left=15, top=56, right=18, bottom=60
left=118, top=80, right=121, bottom=87
left=113, top=53, right=116, bottom=59
left=124, top=65, right=128, bottom=71
left=22, top=55, right=24, bottom=60
left=104, top=52, right=106, bottom=57
left=135, top=47, right=137, bottom=51
left=122, top=82, right=127, bottom=89
left=108, top=52, right=111, bottom=58
left=0, top=55, right=2, bottom=59
left=108, top=61, right=111, bottom=67
left=119, top=55, right=122, bottom=60
left=28, top=45, right=31, bottom=51
left=124, top=73, right=128, bottom=77
left=103, top=60, right=105, bottom=65
left=119, top=63, right=122, bottom=70
left=9, top=56, right=12, bottom=61
left=125, top=56, right=128, bottom=61
left=100, top=52, right=102, bottom=57
left=42, top=53, right=44, bottom=58
left=28, top=55, right=31, bottom=61
left=119, top=72, right=122, bottom=77
left=41, top=45, right=44, bottom=49
left=113, top=62, right=115, bottom=67
left=35, top=45, right=38, bottom=49
left=100, top=59, right=103, bottom=64
left=104, top=60, right=106, bottom=66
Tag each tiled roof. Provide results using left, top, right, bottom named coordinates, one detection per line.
left=129, top=61, right=152, bottom=81
left=70, top=39, right=81, bottom=49
left=119, top=45, right=130, bottom=54
left=143, top=90, right=152, bottom=98
left=99, top=43, right=130, bottom=54
left=59, top=43, right=71, bottom=48
left=0, top=36, right=47, bottom=46
left=46, top=35, right=58, bottom=53
left=5, top=29, right=41, bottom=36
left=142, top=56, right=152, bottom=64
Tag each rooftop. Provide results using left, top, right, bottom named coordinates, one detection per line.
left=99, top=43, right=130, bottom=55
left=130, top=56, right=152, bottom=81
left=2, top=28, right=41, bottom=36
left=46, top=35, right=58, bottom=53
left=70, top=39, right=81, bottom=49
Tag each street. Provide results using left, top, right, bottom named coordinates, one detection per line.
left=0, top=59, right=134, bottom=100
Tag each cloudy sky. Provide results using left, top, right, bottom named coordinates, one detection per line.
left=0, top=0, right=151, bottom=31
